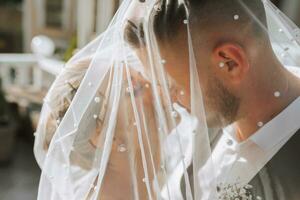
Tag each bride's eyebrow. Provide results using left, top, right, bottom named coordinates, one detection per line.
left=124, top=20, right=145, bottom=48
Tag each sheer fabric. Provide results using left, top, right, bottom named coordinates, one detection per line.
left=34, top=0, right=300, bottom=199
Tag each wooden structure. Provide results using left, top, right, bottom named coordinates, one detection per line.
left=23, top=0, right=122, bottom=51
left=23, top=0, right=76, bottom=52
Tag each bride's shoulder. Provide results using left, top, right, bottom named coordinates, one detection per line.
left=125, top=68, right=153, bottom=104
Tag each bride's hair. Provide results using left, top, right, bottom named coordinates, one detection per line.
left=125, top=0, right=268, bottom=48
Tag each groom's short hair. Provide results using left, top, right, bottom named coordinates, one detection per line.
left=125, top=0, right=268, bottom=48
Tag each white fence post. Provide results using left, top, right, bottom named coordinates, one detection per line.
left=77, top=0, right=96, bottom=48
left=23, top=0, right=34, bottom=52
left=0, top=64, right=11, bottom=88
left=33, top=65, right=43, bottom=90
left=16, top=64, right=31, bottom=87
left=62, top=0, right=76, bottom=33
left=34, top=0, right=46, bottom=30
left=96, top=0, right=116, bottom=34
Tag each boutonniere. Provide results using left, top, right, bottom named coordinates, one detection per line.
left=217, top=182, right=262, bottom=200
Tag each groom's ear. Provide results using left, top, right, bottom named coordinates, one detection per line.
left=211, top=43, right=250, bottom=85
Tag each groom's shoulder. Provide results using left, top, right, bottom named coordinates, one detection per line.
left=280, top=128, right=299, bottom=151
left=267, top=128, right=300, bottom=170
left=253, top=129, right=300, bottom=198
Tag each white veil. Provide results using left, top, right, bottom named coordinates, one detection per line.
left=34, top=0, right=300, bottom=199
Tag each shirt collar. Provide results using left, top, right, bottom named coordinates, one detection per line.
left=223, top=96, right=300, bottom=151
left=249, top=96, right=300, bottom=151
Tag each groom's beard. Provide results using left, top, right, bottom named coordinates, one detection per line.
left=205, top=76, right=240, bottom=129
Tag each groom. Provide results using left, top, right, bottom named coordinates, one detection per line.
left=126, top=0, right=300, bottom=199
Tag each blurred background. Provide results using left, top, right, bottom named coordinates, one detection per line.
left=0, top=0, right=299, bottom=199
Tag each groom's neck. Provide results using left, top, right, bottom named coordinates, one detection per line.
left=234, top=61, right=300, bottom=142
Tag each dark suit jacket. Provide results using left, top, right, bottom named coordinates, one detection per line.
left=181, top=130, right=300, bottom=200
left=249, top=129, right=300, bottom=200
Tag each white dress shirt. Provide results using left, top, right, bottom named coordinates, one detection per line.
left=209, top=66, right=300, bottom=188
left=162, top=66, right=300, bottom=199
left=211, top=96, right=300, bottom=187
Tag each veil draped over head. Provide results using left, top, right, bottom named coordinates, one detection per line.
left=34, top=0, right=300, bottom=199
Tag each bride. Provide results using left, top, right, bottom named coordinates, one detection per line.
left=34, top=0, right=300, bottom=199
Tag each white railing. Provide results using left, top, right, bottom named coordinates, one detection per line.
left=0, top=53, right=37, bottom=88
left=77, top=0, right=121, bottom=47
left=0, top=53, right=64, bottom=105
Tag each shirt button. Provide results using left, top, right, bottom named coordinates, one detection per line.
left=226, top=139, right=233, bottom=146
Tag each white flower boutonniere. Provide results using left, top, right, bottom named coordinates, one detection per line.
left=217, top=183, right=262, bottom=200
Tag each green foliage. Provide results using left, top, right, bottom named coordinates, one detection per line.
left=0, top=0, right=22, bottom=5
left=63, top=35, right=78, bottom=62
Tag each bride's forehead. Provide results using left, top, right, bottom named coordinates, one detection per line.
left=125, top=0, right=151, bottom=24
